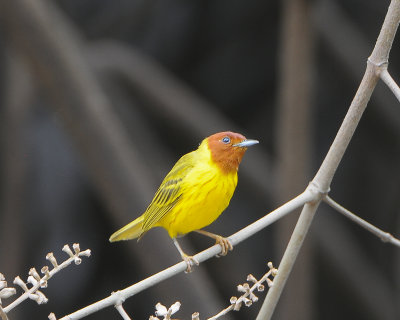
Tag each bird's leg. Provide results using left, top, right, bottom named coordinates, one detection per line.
left=194, top=230, right=233, bottom=256
left=172, top=238, right=199, bottom=273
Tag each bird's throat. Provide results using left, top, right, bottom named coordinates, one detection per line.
left=207, top=140, right=245, bottom=175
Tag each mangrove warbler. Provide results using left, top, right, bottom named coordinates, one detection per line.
left=109, top=131, right=258, bottom=272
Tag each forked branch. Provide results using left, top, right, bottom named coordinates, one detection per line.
left=256, top=1, right=400, bottom=319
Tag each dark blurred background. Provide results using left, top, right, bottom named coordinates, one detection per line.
left=0, top=0, right=399, bottom=319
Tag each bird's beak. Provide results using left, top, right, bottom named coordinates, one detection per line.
left=233, top=139, right=259, bottom=148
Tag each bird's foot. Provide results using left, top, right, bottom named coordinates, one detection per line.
left=194, top=230, right=233, bottom=257
left=182, top=254, right=199, bottom=273
left=214, top=235, right=233, bottom=257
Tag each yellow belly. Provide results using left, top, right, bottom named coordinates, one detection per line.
left=157, top=168, right=238, bottom=238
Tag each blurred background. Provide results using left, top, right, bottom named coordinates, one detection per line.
left=0, top=0, right=399, bottom=319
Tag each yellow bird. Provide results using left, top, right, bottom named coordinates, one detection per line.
left=109, top=131, right=258, bottom=271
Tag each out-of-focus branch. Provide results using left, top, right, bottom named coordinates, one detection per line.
left=87, top=41, right=274, bottom=198
left=0, top=52, right=32, bottom=277
left=0, top=0, right=157, bottom=224
left=257, top=0, right=400, bottom=319
left=274, top=0, right=314, bottom=318
left=314, top=0, right=400, bottom=135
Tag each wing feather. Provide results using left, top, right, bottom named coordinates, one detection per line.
left=141, top=152, right=196, bottom=233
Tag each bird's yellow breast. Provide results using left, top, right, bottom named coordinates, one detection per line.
left=156, top=143, right=238, bottom=238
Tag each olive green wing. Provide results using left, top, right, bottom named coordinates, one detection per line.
left=141, top=152, right=196, bottom=234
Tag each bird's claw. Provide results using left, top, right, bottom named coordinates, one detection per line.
left=215, top=236, right=233, bottom=257
left=182, top=254, right=199, bottom=273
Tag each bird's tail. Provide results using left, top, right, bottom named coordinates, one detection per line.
left=109, top=215, right=144, bottom=242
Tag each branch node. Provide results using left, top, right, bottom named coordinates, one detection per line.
left=367, top=57, right=388, bottom=76
left=306, top=181, right=330, bottom=202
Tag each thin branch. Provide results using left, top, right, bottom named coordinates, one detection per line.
left=274, top=0, right=314, bottom=317
left=256, top=1, right=400, bottom=319
left=56, top=190, right=314, bottom=320
left=4, top=244, right=91, bottom=313
left=324, top=196, right=400, bottom=247
left=207, top=262, right=277, bottom=320
left=115, top=303, right=131, bottom=320
left=380, top=68, right=400, bottom=102
left=0, top=306, right=8, bottom=320
left=314, top=212, right=397, bottom=319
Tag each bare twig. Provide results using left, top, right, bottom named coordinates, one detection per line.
left=256, top=1, right=400, bottom=319
left=0, top=306, right=8, bottom=320
left=314, top=212, right=397, bottom=319
left=324, top=196, right=400, bottom=247
left=380, top=69, right=400, bottom=102
left=55, top=191, right=314, bottom=320
left=207, top=262, right=277, bottom=320
left=115, top=303, right=131, bottom=320
left=4, top=244, right=91, bottom=313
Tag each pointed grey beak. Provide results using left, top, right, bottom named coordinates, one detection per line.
left=233, top=139, right=259, bottom=148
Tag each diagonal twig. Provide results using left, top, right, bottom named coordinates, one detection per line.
left=323, top=196, right=400, bottom=247
left=380, top=68, right=400, bottom=102
left=55, top=190, right=314, bottom=320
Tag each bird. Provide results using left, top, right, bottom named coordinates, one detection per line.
left=109, top=131, right=259, bottom=272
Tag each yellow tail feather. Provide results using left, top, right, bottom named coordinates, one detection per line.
left=109, top=215, right=144, bottom=242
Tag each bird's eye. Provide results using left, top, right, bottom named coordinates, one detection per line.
left=222, top=137, right=231, bottom=144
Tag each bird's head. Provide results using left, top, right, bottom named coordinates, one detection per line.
left=206, top=131, right=259, bottom=174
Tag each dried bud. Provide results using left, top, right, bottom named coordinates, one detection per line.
left=41, top=266, right=50, bottom=277
left=233, top=300, right=242, bottom=311
left=48, top=312, right=57, bottom=320
left=80, top=249, right=91, bottom=257
left=237, top=284, right=246, bottom=293
left=74, top=257, right=82, bottom=265
left=247, top=274, right=257, bottom=283
left=0, top=280, right=7, bottom=290
left=230, top=296, right=238, bottom=304
left=29, top=268, right=41, bottom=281
left=13, top=276, right=28, bottom=291
left=72, top=243, right=80, bottom=254
left=155, top=303, right=168, bottom=316
left=170, top=301, right=181, bottom=314
left=244, top=297, right=253, bottom=307
left=192, top=312, right=200, bottom=320
left=0, top=287, right=16, bottom=299
left=46, top=253, right=58, bottom=268
left=249, top=292, right=259, bottom=303
left=27, top=275, right=38, bottom=286
left=257, top=284, right=265, bottom=292
left=40, top=279, right=48, bottom=289
left=62, top=245, right=74, bottom=257
left=32, top=290, right=48, bottom=304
